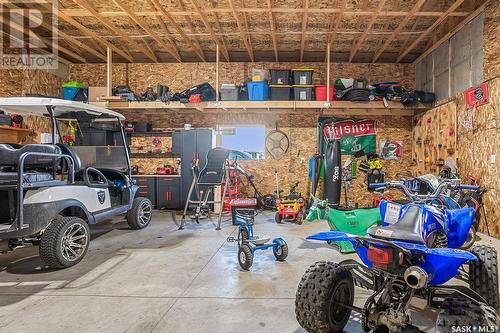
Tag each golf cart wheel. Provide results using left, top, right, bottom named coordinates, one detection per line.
left=469, top=245, right=499, bottom=308
left=295, top=261, right=354, bottom=333
left=39, top=216, right=90, bottom=269
left=435, top=297, right=499, bottom=333
left=273, top=241, right=288, bottom=261
left=460, top=226, right=476, bottom=249
left=127, top=197, right=153, bottom=230
left=275, top=212, right=282, bottom=223
left=238, top=244, right=253, bottom=270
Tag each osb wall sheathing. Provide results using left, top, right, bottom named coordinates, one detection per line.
left=415, top=77, right=499, bottom=237
left=122, top=110, right=413, bottom=208
left=483, top=0, right=500, bottom=81
left=412, top=102, right=457, bottom=175
left=68, top=62, right=415, bottom=93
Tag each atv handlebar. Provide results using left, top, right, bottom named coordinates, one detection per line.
left=458, top=184, right=480, bottom=191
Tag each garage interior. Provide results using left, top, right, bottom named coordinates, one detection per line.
left=0, top=0, right=499, bottom=332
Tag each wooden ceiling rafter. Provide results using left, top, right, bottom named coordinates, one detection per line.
left=149, top=0, right=206, bottom=62
left=207, top=0, right=231, bottom=62
left=348, top=0, right=387, bottom=62
left=188, top=0, right=230, bottom=62
left=372, top=0, right=426, bottom=62
left=299, top=0, right=309, bottom=62
left=240, top=0, right=253, bottom=62
left=227, top=0, right=254, bottom=62
left=325, top=0, right=348, bottom=60
left=126, top=18, right=158, bottom=63
left=56, top=9, right=134, bottom=62
left=266, top=0, right=279, bottom=62
left=110, top=0, right=182, bottom=62
left=175, top=0, right=206, bottom=62
left=70, top=0, right=158, bottom=62
left=396, top=0, right=466, bottom=62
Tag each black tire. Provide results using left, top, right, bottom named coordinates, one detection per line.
left=469, top=245, right=499, bottom=308
left=460, top=226, right=476, bottom=249
left=296, top=261, right=354, bottom=333
left=261, top=194, right=276, bottom=209
left=296, top=211, right=303, bottom=225
left=127, top=197, right=153, bottom=230
left=238, top=244, right=253, bottom=270
left=275, top=212, right=282, bottom=223
left=39, top=216, right=90, bottom=269
left=240, top=228, right=249, bottom=241
left=435, top=297, right=499, bottom=333
left=273, top=241, right=288, bottom=261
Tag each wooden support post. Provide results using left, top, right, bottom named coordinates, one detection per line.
left=326, top=43, right=331, bottom=107
left=106, top=47, right=112, bottom=97
left=216, top=43, right=220, bottom=103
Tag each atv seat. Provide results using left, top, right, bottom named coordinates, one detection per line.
left=367, top=205, right=424, bottom=244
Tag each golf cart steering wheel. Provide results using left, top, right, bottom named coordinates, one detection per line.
left=83, top=167, right=110, bottom=188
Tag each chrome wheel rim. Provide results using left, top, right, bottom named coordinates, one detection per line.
left=239, top=251, right=246, bottom=264
left=61, top=223, right=88, bottom=262
left=276, top=246, right=282, bottom=256
left=138, top=201, right=152, bottom=226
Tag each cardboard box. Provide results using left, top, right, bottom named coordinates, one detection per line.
left=88, top=86, right=108, bottom=102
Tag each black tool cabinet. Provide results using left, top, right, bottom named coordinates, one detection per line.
left=132, top=176, right=181, bottom=209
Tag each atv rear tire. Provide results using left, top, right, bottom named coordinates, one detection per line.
left=40, top=216, right=90, bottom=268
left=127, top=197, right=153, bottom=230
left=435, top=297, right=499, bottom=333
left=295, top=261, right=354, bottom=333
left=469, top=245, right=499, bottom=308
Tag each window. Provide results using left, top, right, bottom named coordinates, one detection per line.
left=220, top=126, right=265, bottom=160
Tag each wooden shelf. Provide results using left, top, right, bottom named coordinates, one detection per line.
left=0, top=125, right=33, bottom=144
left=127, top=131, right=173, bottom=137
left=130, top=152, right=179, bottom=158
left=91, top=100, right=429, bottom=116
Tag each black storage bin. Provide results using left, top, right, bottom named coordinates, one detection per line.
left=0, top=113, right=11, bottom=126
left=292, top=68, right=314, bottom=85
left=133, top=122, right=152, bottom=132
left=269, top=85, right=292, bottom=100
left=269, top=68, right=291, bottom=85
left=293, top=85, right=313, bottom=101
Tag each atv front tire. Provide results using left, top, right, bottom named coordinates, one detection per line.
left=127, top=197, right=153, bottom=230
left=435, top=297, right=499, bottom=333
left=469, top=245, right=499, bottom=308
left=40, top=216, right=90, bottom=268
left=295, top=261, right=354, bottom=333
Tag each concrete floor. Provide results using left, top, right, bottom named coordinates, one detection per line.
left=0, top=211, right=498, bottom=333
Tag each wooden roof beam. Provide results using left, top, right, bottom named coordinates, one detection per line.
left=372, top=0, right=426, bottom=62
left=175, top=0, right=206, bottom=61
left=207, top=0, right=231, bottom=62
left=325, top=0, right=348, bottom=60
left=149, top=0, right=205, bottom=62
left=70, top=0, right=157, bottom=62
left=396, top=0, right=466, bottom=62
left=144, top=2, right=183, bottom=61
left=189, top=0, right=230, bottom=62
left=299, top=0, right=309, bottom=62
left=56, top=10, right=134, bottom=62
left=266, top=0, right=279, bottom=62
left=348, top=0, right=387, bottom=62
left=228, top=0, right=254, bottom=61
left=111, top=0, right=182, bottom=62
left=413, top=1, right=489, bottom=64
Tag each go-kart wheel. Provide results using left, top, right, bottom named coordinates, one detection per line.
left=460, top=226, right=476, bottom=249
left=435, top=297, right=499, bottom=333
left=127, top=197, right=153, bottom=230
left=273, top=242, right=288, bottom=261
left=238, top=244, right=253, bottom=270
left=275, top=212, right=282, bottom=224
left=296, top=211, right=303, bottom=225
left=295, top=261, right=354, bottom=333
left=240, top=228, right=249, bottom=241
left=39, top=216, right=90, bottom=269
left=469, top=245, right=499, bottom=308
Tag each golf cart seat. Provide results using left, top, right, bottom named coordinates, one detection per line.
left=0, top=143, right=62, bottom=168
left=198, top=147, right=231, bottom=185
left=0, top=172, right=54, bottom=185
left=367, top=205, right=425, bottom=244
left=249, top=236, right=271, bottom=245
left=56, top=143, right=82, bottom=172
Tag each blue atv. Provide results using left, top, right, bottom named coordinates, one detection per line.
left=295, top=180, right=498, bottom=333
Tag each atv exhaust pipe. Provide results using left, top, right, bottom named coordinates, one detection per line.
left=404, top=266, right=429, bottom=289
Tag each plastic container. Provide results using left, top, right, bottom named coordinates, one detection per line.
left=247, top=81, right=269, bottom=101
left=315, top=85, right=334, bottom=101
left=220, top=84, right=239, bottom=101
left=269, top=85, right=292, bottom=100
left=63, top=87, right=88, bottom=102
left=293, top=85, right=313, bottom=101
left=251, top=68, right=269, bottom=82
left=292, top=68, right=314, bottom=85
left=269, top=68, right=291, bottom=85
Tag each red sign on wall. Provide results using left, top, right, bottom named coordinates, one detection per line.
left=464, top=83, right=489, bottom=109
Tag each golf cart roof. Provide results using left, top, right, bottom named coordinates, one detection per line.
left=0, top=97, right=125, bottom=120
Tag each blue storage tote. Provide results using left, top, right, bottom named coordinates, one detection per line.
left=63, top=87, right=88, bottom=102
left=247, top=81, right=268, bottom=101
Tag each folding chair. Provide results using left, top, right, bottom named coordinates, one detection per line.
left=181, top=147, right=231, bottom=230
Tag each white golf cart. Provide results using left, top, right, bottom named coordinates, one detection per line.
left=0, top=97, right=152, bottom=268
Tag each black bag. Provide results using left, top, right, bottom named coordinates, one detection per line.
left=175, top=82, right=216, bottom=102
left=367, top=170, right=385, bottom=191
